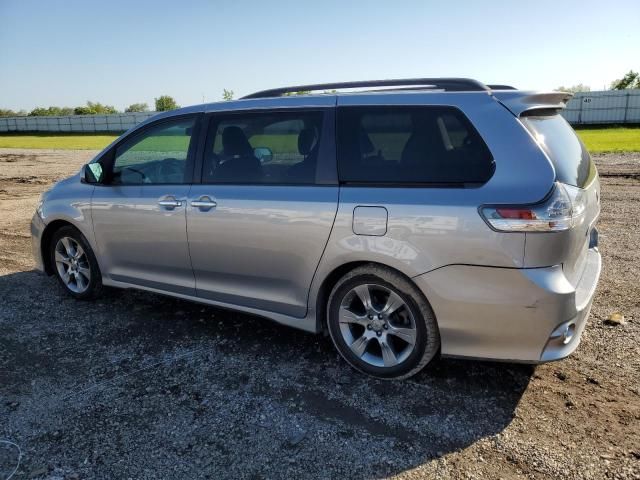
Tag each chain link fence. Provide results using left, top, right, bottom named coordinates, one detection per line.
left=561, top=89, right=640, bottom=124
left=0, top=112, right=157, bottom=133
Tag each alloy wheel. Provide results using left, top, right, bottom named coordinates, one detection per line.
left=54, top=236, right=91, bottom=293
left=338, top=283, right=417, bottom=368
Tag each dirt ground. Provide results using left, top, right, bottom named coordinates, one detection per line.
left=0, top=148, right=638, bottom=480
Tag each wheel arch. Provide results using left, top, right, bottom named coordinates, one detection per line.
left=41, top=219, right=82, bottom=275
left=314, top=260, right=435, bottom=334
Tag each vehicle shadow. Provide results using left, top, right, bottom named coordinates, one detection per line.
left=0, top=270, right=533, bottom=479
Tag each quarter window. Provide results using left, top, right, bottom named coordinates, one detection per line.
left=337, top=106, right=494, bottom=185
left=111, top=117, right=195, bottom=185
left=203, top=111, right=324, bottom=184
left=521, top=114, right=594, bottom=188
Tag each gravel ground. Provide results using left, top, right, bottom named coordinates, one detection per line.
left=0, top=148, right=639, bottom=480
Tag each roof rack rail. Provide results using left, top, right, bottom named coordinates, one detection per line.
left=242, top=78, right=489, bottom=99
left=487, top=84, right=517, bottom=90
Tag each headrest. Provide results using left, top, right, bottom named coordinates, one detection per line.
left=222, top=126, right=253, bottom=156
left=359, top=130, right=375, bottom=155
left=298, top=128, right=317, bottom=155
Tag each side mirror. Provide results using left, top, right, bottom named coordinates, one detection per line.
left=253, top=147, right=273, bottom=163
left=83, top=163, right=104, bottom=184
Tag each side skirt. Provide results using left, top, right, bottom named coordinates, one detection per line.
left=102, top=278, right=319, bottom=333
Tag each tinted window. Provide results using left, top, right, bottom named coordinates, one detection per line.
left=112, top=117, right=195, bottom=185
left=337, top=106, right=494, bottom=185
left=522, top=114, right=594, bottom=188
left=203, top=111, right=324, bottom=184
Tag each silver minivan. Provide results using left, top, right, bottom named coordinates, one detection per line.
left=31, top=78, right=601, bottom=379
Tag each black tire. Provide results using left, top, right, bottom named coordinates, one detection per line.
left=49, top=225, right=103, bottom=300
left=327, top=264, right=440, bottom=380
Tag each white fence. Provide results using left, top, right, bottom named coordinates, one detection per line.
left=0, top=90, right=639, bottom=132
left=561, top=89, right=640, bottom=124
left=0, top=112, right=157, bottom=133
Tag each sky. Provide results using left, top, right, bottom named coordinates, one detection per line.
left=1, top=0, right=639, bottom=112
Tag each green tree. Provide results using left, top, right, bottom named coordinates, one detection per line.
left=610, top=70, right=640, bottom=90
left=0, top=108, right=27, bottom=117
left=49, top=106, right=73, bottom=116
left=73, top=102, right=118, bottom=115
left=125, top=102, right=150, bottom=113
left=222, top=89, right=234, bottom=101
left=555, top=84, right=590, bottom=93
left=28, top=106, right=74, bottom=116
left=29, top=107, right=51, bottom=116
left=73, top=106, right=93, bottom=115
left=87, top=101, right=117, bottom=114
left=155, top=95, right=179, bottom=111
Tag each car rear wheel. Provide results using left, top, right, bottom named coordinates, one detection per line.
left=50, top=226, right=103, bottom=299
left=327, top=265, right=440, bottom=380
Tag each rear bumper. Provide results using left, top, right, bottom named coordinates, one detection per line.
left=539, top=247, right=600, bottom=361
left=31, top=212, right=46, bottom=273
left=413, top=248, right=601, bottom=363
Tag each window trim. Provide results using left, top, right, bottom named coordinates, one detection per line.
left=336, top=105, right=495, bottom=188
left=97, top=113, right=203, bottom=187
left=194, top=107, right=337, bottom=186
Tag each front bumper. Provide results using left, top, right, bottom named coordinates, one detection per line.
left=31, top=212, right=46, bottom=273
left=413, top=248, right=602, bottom=363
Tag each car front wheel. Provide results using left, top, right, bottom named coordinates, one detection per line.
left=50, top=226, right=103, bottom=299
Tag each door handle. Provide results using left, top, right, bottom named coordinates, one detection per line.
left=158, top=196, right=183, bottom=209
left=191, top=196, right=217, bottom=210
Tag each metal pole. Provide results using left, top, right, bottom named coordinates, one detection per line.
left=623, top=91, right=630, bottom=124
left=578, top=95, right=584, bottom=124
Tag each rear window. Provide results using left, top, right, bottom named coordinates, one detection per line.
left=522, top=114, right=595, bottom=188
left=337, top=106, right=494, bottom=185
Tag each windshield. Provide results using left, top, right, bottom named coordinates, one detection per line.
left=522, top=114, right=595, bottom=188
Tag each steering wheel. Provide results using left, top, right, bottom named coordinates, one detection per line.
left=158, top=158, right=183, bottom=180
left=124, top=166, right=150, bottom=183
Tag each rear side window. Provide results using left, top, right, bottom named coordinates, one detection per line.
left=203, top=111, right=324, bottom=184
left=337, top=106, right=494, bottom=185
left=522, top=114, right=595, bottom=188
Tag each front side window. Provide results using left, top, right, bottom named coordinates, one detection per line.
left=337, top=106, right=494, bottom=185
left=203, top=111, right=324, bottom=184
left=111, top=117, right=195, bottom=185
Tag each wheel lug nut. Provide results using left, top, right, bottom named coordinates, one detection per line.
left=378, top=314, right=383, bottom=319
left=376, top=331, right=382, bottom=336
left=367, top=324, right=372, bottom=330
left=368, top=314, right=373, bottom=320
left=383, top=324, right=388, bottom=329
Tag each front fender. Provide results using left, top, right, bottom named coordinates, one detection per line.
left=38, top=174, right=98, bottom=271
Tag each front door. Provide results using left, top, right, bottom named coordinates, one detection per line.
left=187, top=109, right=338, bottom=317
left=91, top=115, right=198, bottom=295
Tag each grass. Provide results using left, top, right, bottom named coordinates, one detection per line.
left=0, top=132, right=120, bottom=150
left=0, top=126, right=639, bottom=153
left=574, top=126, right=640, bottom=153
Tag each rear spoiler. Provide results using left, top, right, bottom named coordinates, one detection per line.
left=492, top=91, right=573, bottom=117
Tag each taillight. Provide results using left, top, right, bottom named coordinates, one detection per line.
left=480, top=182, right=586, bottom=232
